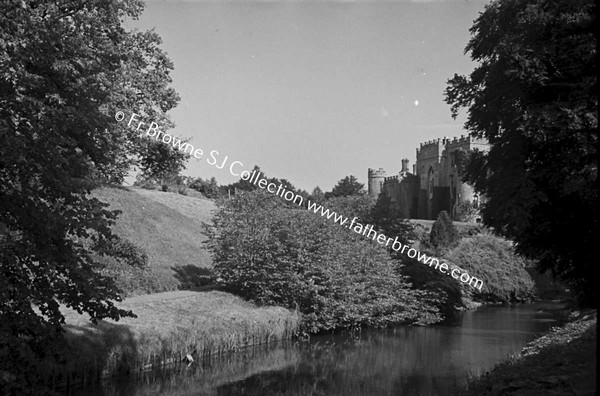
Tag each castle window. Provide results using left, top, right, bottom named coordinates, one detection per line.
left=428, top=167, right=434, bottom=200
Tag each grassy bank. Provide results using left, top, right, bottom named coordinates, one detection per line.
left=90, top=186, right=216, bottom=295
left=53, top=291, right=299, bottom=390
left=460, top=310, right=596, bottom=395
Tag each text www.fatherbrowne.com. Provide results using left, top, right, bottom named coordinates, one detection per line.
left=305, top=201, right=484, bottom=291
left=119, top=110, right=483, bottom=291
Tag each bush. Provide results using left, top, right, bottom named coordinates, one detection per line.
left=177, top=184, right=188, bottom=195
left=189, top=177, right=220, bottom=198
left=444, top=233, right=536, bottom=303
left=455, top=201, right=480, bottom=223
left=96, top=238, right=179, bottom=296
left=99, top=258, right=179, bottom=296
left=205, top=191, right=441, bottom=333
left=324, top=194, right=375, bottom=221
left=430, top=211, right=460, bottom=251
left=398, top=256, right=465, bottom=317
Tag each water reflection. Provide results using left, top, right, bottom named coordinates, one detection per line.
left=70, top=302, right=566, bottom=396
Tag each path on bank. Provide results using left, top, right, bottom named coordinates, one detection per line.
left=462, top=310, right=596, bottom=396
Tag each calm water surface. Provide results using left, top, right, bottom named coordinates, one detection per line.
left=71, top=302, right=566, bottom=396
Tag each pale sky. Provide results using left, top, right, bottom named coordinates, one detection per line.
left=128, top=0, right=489, bottom=192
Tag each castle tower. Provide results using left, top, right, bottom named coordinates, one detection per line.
left=401, top=158, right=409, bottom=173
left=367, top=168, right=387, bottom=197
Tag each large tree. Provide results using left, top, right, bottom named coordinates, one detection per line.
left=325, top=175, right=365, bottom=198
left=138, top=138, right=190, bottom=189
left=0, top=1, right=179, bottom=392
left=445, top=0, right=597, bottom=305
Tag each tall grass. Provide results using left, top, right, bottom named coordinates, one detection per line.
left=48, top=291, right=299, bottom=390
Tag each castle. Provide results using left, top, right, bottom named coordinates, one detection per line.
left=368, top=135, right=490, bottom=221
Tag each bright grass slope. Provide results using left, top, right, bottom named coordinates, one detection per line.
left=90, top=185, right=216, bottom=294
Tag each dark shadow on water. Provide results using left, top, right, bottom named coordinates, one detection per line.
left=67, top=341, right=301, bottom=396
left=63, top=302, right=568, bottom=396
left=52, top=320, right=138, bottom=394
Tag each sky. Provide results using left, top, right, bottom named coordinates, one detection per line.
left=127, top=0, right=490, bottom=192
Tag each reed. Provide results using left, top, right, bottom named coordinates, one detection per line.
left=49, top=290, right=300, bottom=391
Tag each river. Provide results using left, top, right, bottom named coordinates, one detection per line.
left=69, top=302, right=567, bottom=396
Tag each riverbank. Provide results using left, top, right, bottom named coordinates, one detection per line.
left=461, top=309, right=596, bottom=395
left=55, top=291, right=299, bottom=391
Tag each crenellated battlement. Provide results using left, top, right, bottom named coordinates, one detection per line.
left=368, top=167, right=387, bottom=178
left=368, top=133, right=488, bottom=220
left=446, top=134, right=475, bottom=148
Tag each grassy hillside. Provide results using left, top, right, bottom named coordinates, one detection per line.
left=90, top=186, right=216, bottom=295
left=56, top=188, right=299, bottom=389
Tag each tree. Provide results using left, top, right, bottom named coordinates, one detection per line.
left=310, top=186, right=325, bottom=204
left=228, top=164, right=262, bottom=192
left=0, top=1, right=178, bottom=392
left=325, top=194, right=375, bottom=222
left=445, top=234, right=536, bottom=303
left=452, top=148, right=469, bottom=178
left=137, top=138, right=190, bottom=190
left=205, top=190, right=441, bottom=333
left=189, top=176, right=220, bottom=198
left=454, top=201, right=480, bottom=223
left=325, top=175, right=365, bottom=198
left=445, top=0, right=597, bottom=305
left=429, top=211, right=460, bottom=251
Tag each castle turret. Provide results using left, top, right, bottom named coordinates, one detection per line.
left=401, top=158, right=409, bottom=173
left=367, top=168, right=387, bottom=197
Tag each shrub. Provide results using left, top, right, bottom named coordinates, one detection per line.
left=100, top=259, right=179, bottom=296
left=189, top=177, right=220, bottom=198
left=430, top=211, right=460, bottom=251
left=455, top=201, right=480, bottom=223
left=398, top=256, right=465, bottom=317
left=444, top=233, right=536, bottom=303
left=177, top=184, right=188, bottom=195
left=205, top=190, right=442, bottom=333
left=96, top=238, right=179, bottom=296
left=324, top=194, right=375, bottom=221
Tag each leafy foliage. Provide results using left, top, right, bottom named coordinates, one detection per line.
left=454, top=201, right=480, bottom=223
left=205, top=191, right=441, bottom=333
left=368, top=193, right=416, bottom=242
left=0, top=1, right=179, bottom=392
left=137, top=138, right=190, bottom=189
left=429, top=211, right=460, bottom=251
left=445, top=0, right=597, bottom=306
left=325, top=175, right=365, bottom=198
left=445, top=234, right=536, bottom=303
left=224, top=165, right=306, bottom=208
left=189, top=176, right=220, bottom=198
left=452, top=148, right=469, bottom=178
left=324, top=194, right=375, bottom=222
left=310, top=186, right=325, bottom=204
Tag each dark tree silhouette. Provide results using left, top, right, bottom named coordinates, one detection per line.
left=445, top=0, right=597, bottom=305
left=429, top=211, right=460, bottom=251
left=326, top=175, right=365, bottom=198
left=0, top=1, right=179, bottom=392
